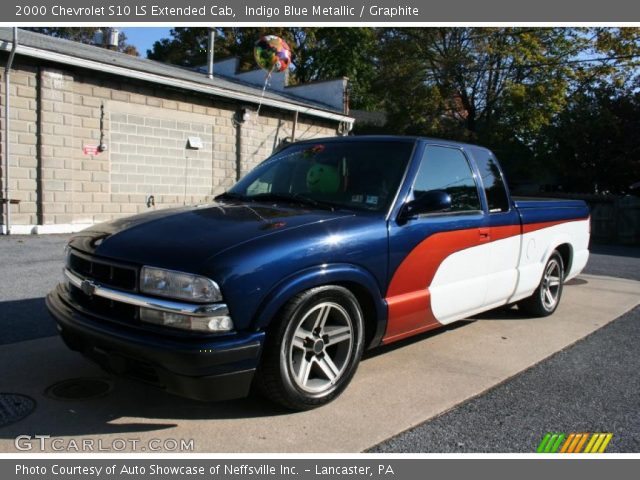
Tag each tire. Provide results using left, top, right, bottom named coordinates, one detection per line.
left=518, top=251, right=565, bottom=317
left=255, top=286, right=365, bottom=410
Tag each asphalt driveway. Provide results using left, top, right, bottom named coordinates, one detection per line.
left=0, top=234, right=67, bottom=345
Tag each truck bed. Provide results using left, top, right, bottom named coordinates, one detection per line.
left=513, top=198, right=590, bottom=226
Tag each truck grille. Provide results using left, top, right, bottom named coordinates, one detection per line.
left=67, top=250, right=139, bottom=324
left=68, top=251, right=137, bottom=291
left=69, top=284, right=138, bottom=323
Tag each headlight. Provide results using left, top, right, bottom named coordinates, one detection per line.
left=140, top=266, right=222, bottom=303
left=139, top=308, right=233, bottom=333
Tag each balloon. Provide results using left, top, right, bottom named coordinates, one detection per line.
left=307, top=163, right=340, bottom=194
left=254, top=35, right=292, bottom=73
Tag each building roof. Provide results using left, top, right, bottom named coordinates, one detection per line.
left=0, top=28, right=353, bottom=124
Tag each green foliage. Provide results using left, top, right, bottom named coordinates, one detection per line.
left=377, top=28, right=574, bottom=142
left=541, top=85, right=640, bottom=194
left=146, top=27, right=209, bottom=67
left=375, top=27, right=639, bottom=192
left=291, top=28, right=379, bottom=109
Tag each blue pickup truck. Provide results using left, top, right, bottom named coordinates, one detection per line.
left=47, top=136, right=590, bottom=410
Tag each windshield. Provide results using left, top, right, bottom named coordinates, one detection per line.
left=227, top=140, right=414, bottom=212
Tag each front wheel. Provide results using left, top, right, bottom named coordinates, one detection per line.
left=255, top=286, right=365, bottom=410
left=518, top=251, right=565, bottom=317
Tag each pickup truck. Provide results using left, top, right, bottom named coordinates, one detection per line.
left=47, top=136, right=590, bottom=410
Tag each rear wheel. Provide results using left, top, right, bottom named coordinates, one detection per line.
left=518, top=251, right=564, bottom=317
left=255, top=286, right=365, bottom=410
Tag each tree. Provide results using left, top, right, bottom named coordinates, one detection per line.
left=23, top=28, right=139, bottom=56
left=376, top=29, right=575, bottom=140
left=291, top=28, right=380, bottom=110
left=542, top=85, right=640, bottom=194
left=146, top=27, right=210, bottom=67
left=374, top=27, right=640, bottom=184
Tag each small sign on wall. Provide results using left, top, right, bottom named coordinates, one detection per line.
left=187, top=136, right=203, bottom=150
left=83, top=145, right=100, bottom=156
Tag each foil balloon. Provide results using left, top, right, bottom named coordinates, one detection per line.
left=254, top=35, right=292, bottom=73
left=253, top=35, right=292, bottom=117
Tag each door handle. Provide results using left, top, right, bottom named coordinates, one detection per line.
left=479, top=228, right=491, bottom=241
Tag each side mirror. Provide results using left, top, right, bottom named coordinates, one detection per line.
left=398, top=190, right=452, bottom=223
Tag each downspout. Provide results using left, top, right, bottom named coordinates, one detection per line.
left=207, top=28, right=215, bottom=79
left=291, top=111, right=298, bottom=142
left=235, top=116, right=242, bottom=181
left=342, top=78, right=351, bottom=136
left=3, top=27, right=17, bottom=235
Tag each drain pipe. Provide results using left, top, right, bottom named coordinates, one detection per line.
left=291, top=111, right=298, bottom=142
left=206, top=28, right=215, bottom=79
left=235, top=114, right=243, bottom=181
left=3, top=27, right=18, bottom=235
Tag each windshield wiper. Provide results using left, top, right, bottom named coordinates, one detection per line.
left=248, top=193, right=336, bottom=211
left=216, top=191, right=338, bottom=211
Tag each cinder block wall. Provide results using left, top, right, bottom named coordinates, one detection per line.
left=0, top=63, right=39, bottom=227
left=0, top=59, right=339, bottom=232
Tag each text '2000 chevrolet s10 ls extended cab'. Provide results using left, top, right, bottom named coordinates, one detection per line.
left=47, top=136, right=590, bottom=410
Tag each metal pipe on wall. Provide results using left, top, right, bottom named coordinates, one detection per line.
left=207, top=28, right=215, bottom=79
left=291, top=111, right=298, bottom=142
left=235, top=118, right=242, bottom=181
left=3, top=27, right=17, bottom=235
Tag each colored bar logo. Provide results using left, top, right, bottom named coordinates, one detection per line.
left=537, top=433, right=613, bottom=453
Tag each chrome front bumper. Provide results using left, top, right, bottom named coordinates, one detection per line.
left=63, top=268, right=229, bottom=318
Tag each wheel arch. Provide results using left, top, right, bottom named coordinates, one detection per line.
left=540, top=233, right=573, bottom=278
left=554, top=243, right=573, bottom=278
left=252, top=263, right=387, bottom=350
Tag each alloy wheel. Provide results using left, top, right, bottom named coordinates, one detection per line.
left=541, top=258, right=562, bottom=310
left=288, top=301, right=354, bottom=394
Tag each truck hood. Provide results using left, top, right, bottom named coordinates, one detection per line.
left=68, top=202, right=352, bottom=273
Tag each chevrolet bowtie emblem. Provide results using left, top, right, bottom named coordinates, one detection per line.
left=80, top=279, right=97, bottom=296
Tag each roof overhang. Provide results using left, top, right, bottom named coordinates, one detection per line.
left=0, top=40, right=354, bottom=126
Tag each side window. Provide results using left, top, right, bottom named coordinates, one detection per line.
left=474, top=149, right=510, bottom=213
left=413, top=146, right=481, bottom=213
